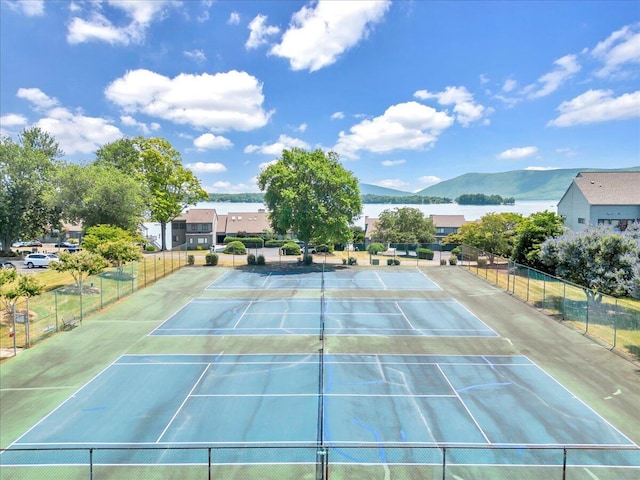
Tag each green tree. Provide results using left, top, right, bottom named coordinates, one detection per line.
left=371, top=207, right=435, bottom=254
left=511, top=211, right=565, bottom=270
left=134, top=137, right=209, bottom=250
left=82, top=225, right=143, bottom=252
left=446, top=212, right=523, bottom=264
left=539, top=225, right=640, bottom=300
left=0, top=128, right=61, bottom=251
left=257, top=148, right=361, bottom=256
left=54, top=164, right=147, bottom=232
left=50, top=250, right=109, bottom=293
left=94, top=138, right=140, bottom=175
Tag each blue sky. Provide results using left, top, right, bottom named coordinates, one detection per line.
left=1, top=1, right=638, bottom=194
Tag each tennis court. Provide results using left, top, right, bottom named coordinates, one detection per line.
left=1, top=266, right=639, bottom=479
left=207, top=267, right=441, bottom=290
left=149, top=298, right=497, bottom=337
left=2, top=353, right=634, bottom=468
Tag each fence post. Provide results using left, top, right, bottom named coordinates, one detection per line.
left=507, top=260, right=511, bottom=292
left=613, top=298, right=618, bottom=348
left=562, top=282, right=566, bottom=320
left=526, top=267, right=530, bottom=302
left=442, top=447, right=446, bottom=480
left=55, top=291, right=59, bottom=332
left=542, top=275, right=546, bottom=310
left=208, top=447, right=212, bottom=480
left=89, top=447, right=94, bottom=480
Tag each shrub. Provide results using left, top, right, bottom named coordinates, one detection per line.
left=281, top=242, right=301, bottom=255
left=342, top=258, right=347, bottom=265
left=205, top=253, right=218, bottom=266
left=387, top=258, right=394, bottom=266
left=265, top=240, right=286, bottom=248
left=303, top=254, right=313, bottom=265
left=477, top=256, right=488, bottom=267
left=440, top=258, right=447, bottom=266
left=144, top=245, right=157, bottom=252
left=367, top=243, right=385, bottom=254
left=247, top=253, right=256, bottom=265
left=223, top=236, right=264, bottom=248
left=449, top=255, right=458, bottom=265
left=195, top=245, right=203, bottom=250
left=256, top=255, right=265, bottom=265
left=393, top=258, right=401, bottom=265
left=187, top=254, right=195, bottom=265
left=224, top=241, right=246, bottom=255
left=417, top=248, right=434, bottom=260
left=348, top=256, right=357, bottom=265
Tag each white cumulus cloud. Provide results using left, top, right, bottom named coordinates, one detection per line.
left=548, top=89, right=640, bottom=127
left=193, top=133, right=233, bottom=150
left=497, top=146, right=538, bottom=160
left=185, top=161, right=227, bottom=173
left=245, top=134, right=310, bottom=155
left=6, top=0, right=44, bottom=16
left=105, top=69, right=272, bottom=132
left=333, top=101, right=454, bottom=159
left=414, top=86, right=490, bottom=127
left=270, top=0, right=391, bottom=72
left=246, top=14, right=280, bottom=49
left=591, top=23, right=640, bottom=78
left=525, top=54, right=581, bottom=99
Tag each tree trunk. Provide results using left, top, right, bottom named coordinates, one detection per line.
left=160, top=221, right=167, bottom=251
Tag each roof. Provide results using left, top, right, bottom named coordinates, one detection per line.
left=429, top=214, right=467, bottom=228
left=225, top=211, right=271, bottom=234
left=570, top=172, right=640, bottom=205
left=176, top=208, right=217, bottom=223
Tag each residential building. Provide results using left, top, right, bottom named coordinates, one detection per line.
left=557, top=172, right=640, bottom=231
left=364, top=214, right=467, bottom=244
left=171, top=209, right=217, bottom=250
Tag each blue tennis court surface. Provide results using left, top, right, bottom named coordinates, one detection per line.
left=150, top=298, right=497, bottom=337
left=207, top=268, right=441, bottom=290
left=3, top=354, right=635, bottom=467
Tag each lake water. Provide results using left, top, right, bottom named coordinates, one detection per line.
left=198, top=200, right=558, bottom=228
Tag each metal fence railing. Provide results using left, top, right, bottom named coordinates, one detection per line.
left=1, top=251, right=188, bottom=356
left=0, top=445, right=638, bottom=480
left=458, top=244, right=640, bottom=359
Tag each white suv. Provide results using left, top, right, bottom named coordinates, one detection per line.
left=23, top=253, right=60, bottom=268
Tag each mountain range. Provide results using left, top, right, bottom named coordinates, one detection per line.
left=360, top=166, right=640, bottom=201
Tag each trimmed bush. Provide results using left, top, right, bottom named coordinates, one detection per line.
left=205, top=253, right=219, bottom=266
left=417, top=248, right=434, bottom=260
left=224, top=241, right=246, bottom=255
left=256, top=255, right=266, bottom=265
left=477, top=256, right=488, bottom=267
left=223, top=236, right=264, bottom=248
left=265, top=239, right=286, bottom=248
left=247, top=253, right=256, bottom=265
left=144, top=245, right=157, bottom=252
left=387, top=258, right=394, bottom=266
left=440, top=258, right=447, bottom=266
left=393, top=258, right=401, bottom=265
left=187, top=254, right=195, bottom=265
left=449, top=255, right=458, bottom=265
left=348, top=256, right=357, bottom=265
left=281, top=242, right=301, bottom=255
left=342, top=258, right=347, bottom=265
left=303, top=254, right=313, bottom=265
left=367, top=243, right=385, bottom=254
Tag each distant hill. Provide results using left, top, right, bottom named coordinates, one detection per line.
left=359, top=183, right=414, bottom=196
left=415, top=166, right=640, bottom=200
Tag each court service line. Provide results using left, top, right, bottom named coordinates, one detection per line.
left=156, top=364, right=212, bottom=443
left=394, top=302, right=416, bottom=330
left=436, top=364, right=491, bottom=444
left=233, top=301, right=254, bottom=329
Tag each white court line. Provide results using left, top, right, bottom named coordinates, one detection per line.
left=372, top=270, right=387, bottom=290
left=156, top=363, right=212, bottom=443
left=260, top=273, right=272, bottom=288
left=233, top=301, right=254, bottom=329
left=436, top=363, right=491, bottom=444
left=394, top=302, right=416, bottom=330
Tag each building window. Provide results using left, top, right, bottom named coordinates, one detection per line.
left=197, top=237, right=207, bottom=244
left=578, top=218, right=585, bottom=224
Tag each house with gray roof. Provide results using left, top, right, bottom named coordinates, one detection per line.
left=557, top=172, right=640, bottom=231
left=171, top=209, right=217, bottom=250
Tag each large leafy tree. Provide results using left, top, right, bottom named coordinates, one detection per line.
left=94, top=138, right=140, bottom=175
left=133, top=137, right=208, bottom=250
left=372, top=207, right=435, bottom=249
left=511, top=211, right=565, bottom=270
left=539, top=224, right=640, bottom=300
left=0, top=128, right=62, bottom=251
left=50, top=250, right=109, bottom=293
left=54, top=163, right=147, bottom=231
left=257, top=148, right=361, bottom=255
left=446, top=212, right=523, bottom=264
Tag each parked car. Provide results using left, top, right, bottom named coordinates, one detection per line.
left=23, top=253, right=60, bottom=268
left=12, top=241, right=28, bottom=248
left=2, top=261, right=16, bottom=269
left=26, top=241, right=43, bottom=247
left=54, top=242, right=76, bottom=248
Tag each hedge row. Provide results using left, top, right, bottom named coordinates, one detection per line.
left=223, top=236, right=264, bottom=248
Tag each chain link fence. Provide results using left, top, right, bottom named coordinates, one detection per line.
left=1, top=251, right=188, bottom=356
left=1, top=445, right=638, bottom=479
left=458, top=244, right=640, bottom=359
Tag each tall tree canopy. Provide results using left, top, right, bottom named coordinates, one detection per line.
left=134, top=137, right=209, bottom=250
left=257, top=149, right=361, bottom=254
left=0, top=128, right=61, bottom=251
left=371, top=207, right=435, bottom=245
